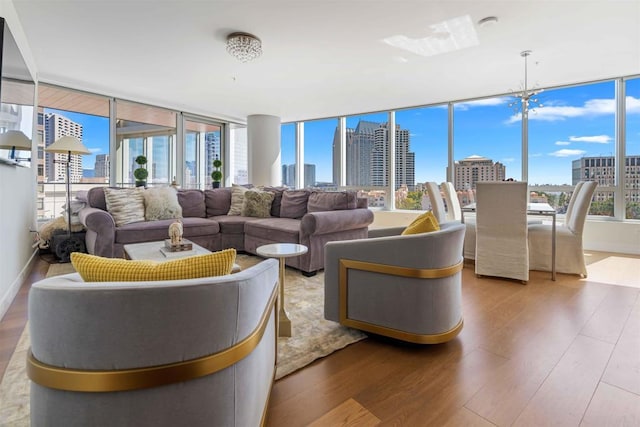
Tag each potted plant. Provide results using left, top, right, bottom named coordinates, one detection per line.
left=133, top=155, right=148, bottom=187
left=211, top=157, right=222, bottom=188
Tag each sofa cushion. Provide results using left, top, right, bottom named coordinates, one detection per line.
left=115, top=217, right=220, bottom=244
left=307, top=191, right=357, bottom=212
left=205, top=188, right=232, bottom=217
left=87, top=186, right=108, bottom=211
left=401, top=211, right=440, bottom=235
left=104, top=187, right=146, bottom=226
left=228, top=184, right=249, bottom=216
left=244, top=218, right=301, bottom=242
left=70, top=249, right=236, bottom=282
left=242, top=190, right=274, bottom=218
left=143, top=187, right=183, bottom=221
left=280, top=190, right=311, bottom=219
left=259, top=186, right=287, bottom=217
left=211, top=215, right=262, bottom=234
left=177, top=189, right=206, bottom=218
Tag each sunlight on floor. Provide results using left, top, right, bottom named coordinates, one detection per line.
left=584, top=253, right=640, bottom=289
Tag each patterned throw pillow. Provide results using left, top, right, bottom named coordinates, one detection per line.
left=241, top=190, right=275, bottom=218
left=104, top=188, right=146, bottom=226
left=143, top=187, right=183, bottom=221
left=401, top=211, right=440, bottom=235
left=227, top=184, right=249, bottom=216
left=71, top=249, right=237, bottom=282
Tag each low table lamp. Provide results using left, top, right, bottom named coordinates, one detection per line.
left=0, top=130, right=32, bottom=161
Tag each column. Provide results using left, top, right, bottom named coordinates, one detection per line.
left=247, top=114, right=281, bottom=186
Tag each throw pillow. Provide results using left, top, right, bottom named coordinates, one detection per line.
left=143, top=187, right=183, bottom=221
left=401, top=211, right=440, bottom=235
left=307, top=191, right=357, bottom=212
left=104, top=187, right=146, bottom=227
left=280, top=189, right=311, bottom=219
left=242, top=190, right=274, bottom=218
left=227, top=184, right=249, bottom=216
left=71, top=249, right=237, bottom=282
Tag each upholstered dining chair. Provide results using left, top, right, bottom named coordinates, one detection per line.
left=426, top=181, right=447, bottom=223
left=528, top=180, right=597, bottom=276
left=440, top=181, right=477, bottom=261
left=475, top=181, right=529, bottom=282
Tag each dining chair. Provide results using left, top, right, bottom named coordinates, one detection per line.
left=425, top=182, right=447, bottom=224
left=528, top=180, right=597, bottom=277
left=440, top=182, right=477, bottom=260
left=475, top=181, right=529, bottom=282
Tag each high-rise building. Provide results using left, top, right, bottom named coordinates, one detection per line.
left=281, top=163, right=316, bottom=188
left=204, top=132, right=221, bottom=179
left=44, top=113, right=84, bottom=183
left=452, top=155, right=506, bottom=190
left=94, top=154, right=109, bottom=178
left=334, top=120, right=415, bottom=190
left=572, top=155, right=640, bottom=203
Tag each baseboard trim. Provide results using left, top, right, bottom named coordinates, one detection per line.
left=0, top=249, right=38, bottom=321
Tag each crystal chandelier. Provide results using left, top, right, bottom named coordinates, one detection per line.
left=226, top=32, right=262, bottom=62
left=509, top=50, right=543, bottom=113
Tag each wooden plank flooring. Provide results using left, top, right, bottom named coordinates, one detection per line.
left=1, top=253, right=639, bottom=426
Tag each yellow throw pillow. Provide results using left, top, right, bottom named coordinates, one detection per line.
left=71, top=249, right=237, bottom=282
left=401, top=211, right=440, bottom=235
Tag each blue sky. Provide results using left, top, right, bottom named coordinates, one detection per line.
left=50, top=78, right=639, bottom=186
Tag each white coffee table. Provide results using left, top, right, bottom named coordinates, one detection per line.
left=256, top=243, right=308, bottom=337
left=123, top=240, right=241, bottom=273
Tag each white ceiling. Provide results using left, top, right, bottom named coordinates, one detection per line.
left=11, top=0, right=640, bottom=124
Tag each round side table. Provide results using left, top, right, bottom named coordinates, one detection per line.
left=256, top=243, right=308, bottom=337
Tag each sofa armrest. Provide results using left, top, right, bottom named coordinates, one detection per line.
left=300, top=208, right=374, bottom=237
left=79, top=207, right=116, bottom=257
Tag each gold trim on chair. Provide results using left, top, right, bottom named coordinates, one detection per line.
left=27, top=285, right=279, bottom=393
left=338, top=259, right=464, bottom=344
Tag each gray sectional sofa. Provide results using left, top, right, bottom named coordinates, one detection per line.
left=79, top=186, right=373, bottom=275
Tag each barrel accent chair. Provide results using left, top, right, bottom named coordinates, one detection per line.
left=324, top=221, right=466, bottom=344
left=27, top=259, right=279, bottom=427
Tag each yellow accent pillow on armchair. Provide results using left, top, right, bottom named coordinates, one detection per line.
left=71, top=249, right=237, bottom=282
left=401, top=211, right=440, bottom=235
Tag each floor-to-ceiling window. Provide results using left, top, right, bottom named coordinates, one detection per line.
left=626, top=77, right=640, bottom=219
left=395, top=106, right=448, bottom=210
left=303, top=117, right=337, bottom=189
left=230, top=125, right=248, bottom=185
left=184, top=117, right=222, bottom=189
left=115, top=100, right=176, bottom=187
left=529, top=81, right=615, bottom=216
left=37, top=84, right=110, bottom=219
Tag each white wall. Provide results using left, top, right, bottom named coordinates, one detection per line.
left=0, top=1, right=39, bottom=320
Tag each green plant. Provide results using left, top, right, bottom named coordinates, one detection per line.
left=134, top=155, right=148, bottom=182
left=211, top=157, right=222, bottom=182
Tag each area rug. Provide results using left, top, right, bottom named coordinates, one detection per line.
left=0, top=255, right=366, bottom=425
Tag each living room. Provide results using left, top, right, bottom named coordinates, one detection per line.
left=1, top=1, right=639, bottom=425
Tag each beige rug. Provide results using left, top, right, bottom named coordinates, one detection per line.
left=0, top=255, right=365, bottom=425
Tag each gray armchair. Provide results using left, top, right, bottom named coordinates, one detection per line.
left=27, top=259, right=279, bottom=427
left=324, top=221, right=465, bottom=344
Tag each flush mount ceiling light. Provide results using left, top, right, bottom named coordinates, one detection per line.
left=226, top=32, right=262, bottom=62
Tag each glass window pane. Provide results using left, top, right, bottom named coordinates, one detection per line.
left=626, top=78, right=640, bottom=219
left=115, top=100, right=176, bottom=186
left=304, top=118, right=338, bottom=189
left=230, top=126, right=248, bottom=185
left=529, top=81, right=615, bottom=216
left=185, top=119, right=221, bottom=189
left=395, top=106, right=447, bottom=210
left=281, top=123, right=295, bottom=187
left=453, top=97, right=517, bottom=198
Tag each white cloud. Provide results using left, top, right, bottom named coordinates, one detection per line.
left=569, top=135, right=611, bottom=144
left=530, top=153, right=543, bottom=157
left=502, top=157, right=515, bottom=163
left=555, top=141, right=570, bottom=146
left=549, top=149, right=586, bottom=158
left=505, top=96, right=640, bottom=124
left=89, top=147, right=102, bottom=153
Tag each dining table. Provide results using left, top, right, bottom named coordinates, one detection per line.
left=461, top=202, right=557, bottom=281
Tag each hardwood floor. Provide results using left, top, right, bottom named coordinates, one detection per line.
left=1, top=252, right=639, bottom=426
